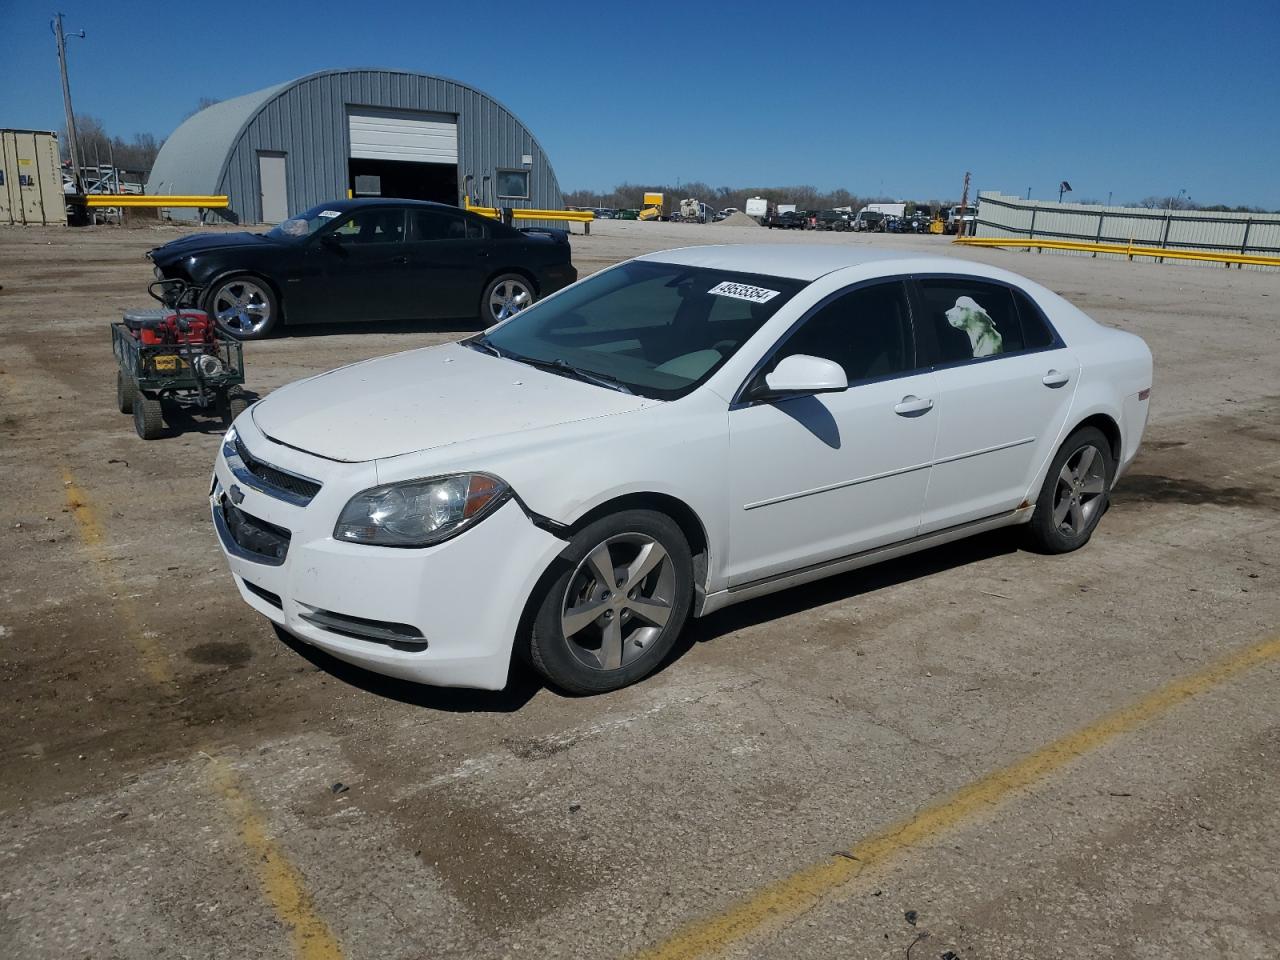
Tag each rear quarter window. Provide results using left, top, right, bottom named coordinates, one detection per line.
left=1011, top=288, right=1059, bottom=349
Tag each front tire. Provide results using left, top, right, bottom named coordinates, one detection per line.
left=481, top=273, right=536, bottom=325
left=527, top=510, right=693, bottom=694
left=1026, top=426, right=1115, bottom=553
left=203, top=274, right=279, bottom=340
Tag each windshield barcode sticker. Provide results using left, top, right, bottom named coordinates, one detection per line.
left=707, top=281, right=780, bottom=303
left=318, top=209, right=341, bottom=218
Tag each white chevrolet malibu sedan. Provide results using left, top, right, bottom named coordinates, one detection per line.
left=212, top=245, right=1152, bottom=694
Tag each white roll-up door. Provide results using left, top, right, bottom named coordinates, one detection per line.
left=348, top=108, right=458, bottom=164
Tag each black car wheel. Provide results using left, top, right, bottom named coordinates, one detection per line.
left=204, top=274, right=279, bottom=340
left=481, top=274, right=535, bottom=325
left=525, top=510, right=693, bottom=694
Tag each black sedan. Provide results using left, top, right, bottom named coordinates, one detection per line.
left=147, top=199, right=578, bottom=340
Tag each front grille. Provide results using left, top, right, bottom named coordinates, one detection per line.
left=234, top=436, right=322, bottom=504
left=242, top=579, right=283, bottom=609
left=219, top=495, right=291, bottom=564
left=298, top=606, right=428, bottom=651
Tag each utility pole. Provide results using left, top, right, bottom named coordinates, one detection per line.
left=53, top=13, right=86, bottom=191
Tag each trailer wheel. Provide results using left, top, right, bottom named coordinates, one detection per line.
left=133, top=393, right=165, bottom=440
left=116, top=370, right=136, bottom=414
left=220, top=386, right=249, bottom=426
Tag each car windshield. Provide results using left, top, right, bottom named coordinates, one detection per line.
left=476, top=261, right=806, bottom=400
left=266, top=205, right=346, bottom=240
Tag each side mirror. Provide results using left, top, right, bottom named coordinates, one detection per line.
left=318, top=233, right=345, bottom=253
left=760, top=354, right=848, bottom=397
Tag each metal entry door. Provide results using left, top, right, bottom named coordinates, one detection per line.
left=257, top=152, right=287, bottom=223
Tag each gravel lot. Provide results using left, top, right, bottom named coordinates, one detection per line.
left=1, top=218, right=1278, bottom=959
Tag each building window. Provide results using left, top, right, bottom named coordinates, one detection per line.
left=496, top=169, right=530, bottom=200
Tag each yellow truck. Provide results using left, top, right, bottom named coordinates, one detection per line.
left=639, top=192, right=664, bottom=221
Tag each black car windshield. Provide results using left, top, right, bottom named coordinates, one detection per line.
left=477, top=261, right=806, bottom=400
left=266, top=205, right=347, bottom=240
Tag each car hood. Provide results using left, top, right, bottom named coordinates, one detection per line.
left=251, top=342, right=654, bottom=462
left=149, top=231, right=276, bottom=263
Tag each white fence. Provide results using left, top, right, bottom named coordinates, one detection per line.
left=975, top=191, right=1280, bottom=271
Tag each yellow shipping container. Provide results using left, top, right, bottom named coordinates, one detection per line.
left=1, top=129, right=66, bottom=226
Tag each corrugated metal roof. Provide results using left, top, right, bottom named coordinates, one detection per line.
left=145, top=69, right=564, bottom=225
left=146, top=81, right=290, bottom=197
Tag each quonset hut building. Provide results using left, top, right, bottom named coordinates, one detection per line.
left=147, top=68, right=564, bottom=224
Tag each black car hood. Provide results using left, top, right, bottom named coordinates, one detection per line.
left=148, top=231, right=277, bottom=263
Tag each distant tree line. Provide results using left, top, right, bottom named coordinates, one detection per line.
left=60, top=115, right=162, bottom=174
left=59, top=99, right=221, bottom=177
left=567, top=182, right=1278, bottom=215
left=1133, top=195, right=1276, bottom=214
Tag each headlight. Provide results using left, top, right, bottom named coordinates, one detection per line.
left=154, top=265, right=164, bottom=280
left=334, top=473, right=510, bottom=548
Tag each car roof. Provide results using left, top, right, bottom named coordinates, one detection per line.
left=635, top=244, right=940, bottom=281
left=309, top=198, right=474, bottom=214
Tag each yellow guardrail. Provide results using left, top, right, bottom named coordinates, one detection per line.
left=464, top=197, right=594, bottom=223
left=84, top=194, right=229, bottom=208
left=954, top=235, right=1280, bottom=269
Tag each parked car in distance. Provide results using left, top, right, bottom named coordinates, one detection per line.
left=148, top=199, right=578, bottom=339
left=852, top=210, right=889, bottom=232
left=815, top=210, right=850, bottom=231
left=765, top=210, right=807, bottom=229
left=946, top=205, right=978, bottom=235
left=213, top=244, right=1152, bottom=695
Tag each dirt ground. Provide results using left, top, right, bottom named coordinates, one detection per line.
left=1, top=218, right=1278, bottom=960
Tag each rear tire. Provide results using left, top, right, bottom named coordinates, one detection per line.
left=132, top=393, right=165, bottom=440
left=1026, top=426, right=1115, bottom=553
left=116, top=370, right=135, bottom=414
left=526, top=510, right=693, bottom=695
left=220, top=385, right=249, bottom=426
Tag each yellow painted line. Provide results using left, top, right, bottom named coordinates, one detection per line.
left=633, top=632, right=1280, bottom=960
left=206, top=755, right=345, bottom=960
left=61, top=467, right=174, bottom=685
left=63, top=467, right=343, bottom=958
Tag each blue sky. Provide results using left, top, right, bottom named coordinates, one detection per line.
left=2, top=0, right=1277, bottom=206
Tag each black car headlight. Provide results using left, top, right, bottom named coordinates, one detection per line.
left=334, top=473, right=510, bottom=548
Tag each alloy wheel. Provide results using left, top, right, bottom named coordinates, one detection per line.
left=489, top=278, right=532, bottom=322
left=211, top=279, right=271, bottom=335
left=1052, top=443, right=1107, bottom=537
left=560, top=533, right=677, bottom=671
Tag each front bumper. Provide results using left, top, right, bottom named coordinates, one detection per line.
left=211, top=418, right=566, bottom=690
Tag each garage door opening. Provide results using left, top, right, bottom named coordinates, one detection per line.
left=347, top=157, right=458, bottom=204
left=347, top=107, right=460, bottom=206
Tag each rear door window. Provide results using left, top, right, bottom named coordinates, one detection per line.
left=408, top=208, right=469, bottom=242
left=917, top=279, right=1023, bottom=364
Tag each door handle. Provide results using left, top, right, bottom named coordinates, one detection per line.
left=391, top=255, right=408, bottom=265
left=1042, top=369, right=1070, bottom=388
left=894, top=395, right=934, bottom=416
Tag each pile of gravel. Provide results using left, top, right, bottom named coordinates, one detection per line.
left=714, top=211, right=760, bottom=227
